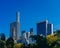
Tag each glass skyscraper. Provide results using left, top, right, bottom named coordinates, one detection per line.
left=10, top=12, right=20, bottom=43
left=37, top=20, right=53, bottom=36
left=30, top=28, right=34, bottom=36
left=0, top=33, right=6, bottom=41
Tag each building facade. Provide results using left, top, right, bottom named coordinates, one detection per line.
left=37, top=20, right=53, bottom=36
left=0, top=33, right=6, bottom=41
left=21, top=30, right=35, bottom=45
left=30, top=28, right=34, bottom=36
left=10, top=12, right=20, bottom=43
left=22, top=31, right=27, bottom=39
left=47, top=24, right=53, bottom=35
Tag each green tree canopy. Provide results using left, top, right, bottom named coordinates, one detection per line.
left=6, top=37, right=14, bottom=48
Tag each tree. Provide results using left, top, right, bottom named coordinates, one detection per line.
left=20, top=44, right=27, bottom=48
left=46, top=34, right=58, bottom=46
left=0, top=40, right=6, bottom=48
left=54, top=30, right=60, bottom=48
left=6, top=37, right=14, bottom=48
left=27, top=44, right=36, bottom=48
left=14, top=43, right=22, bottom=48
left=33, top=35, right=49, bottom=48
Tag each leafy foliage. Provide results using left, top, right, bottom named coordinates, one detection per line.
left=32, top=35, right=49, bottom=48
left=0, top=40, right=6, bottom=48
left=6, top=37, right=14, bottom=48
left=46, top=34, right=58, bottom=46
left=14, top=43, right=22, bottom=48
left=0, top=30, right=60, bottom=48
left=20, top=44, right=27, bottom=48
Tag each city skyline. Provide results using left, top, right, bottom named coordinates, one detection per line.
left=0, top=0, right=60, bottom=38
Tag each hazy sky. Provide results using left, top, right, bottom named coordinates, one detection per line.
left=0, top=0, right=60, bottom=38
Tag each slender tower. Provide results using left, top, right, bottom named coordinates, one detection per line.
left=10, top=11, right=20, bottom=43
left=16, top=12, right=20, bottom=22
left=16, top=11, right=20, bottom=40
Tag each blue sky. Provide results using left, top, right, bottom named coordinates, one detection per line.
left=0, top=0, right=60, bottom=38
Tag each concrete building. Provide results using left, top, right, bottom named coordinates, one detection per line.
left=37, top=20, right=53, bottom=36
left=21, top=29, right=35, bottom=45
left=10, top=12, right=20, bottom=43
left=21, top=31, right=27, bottom=44
left=21, top=30, right=35, bottom=45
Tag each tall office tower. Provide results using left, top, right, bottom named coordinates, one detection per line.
left=47, top=24, right=53, bottom=35
left=51, top=24, right=53, bottom=34
left=16, top=12, right=20, bottom=40
left=30, top=28, right=34, bottom=36
left=10, top=12, right=20, bottom=43
left=37, top=20, right=53, bottom=36
left=0, top=33, right=6, bottom=41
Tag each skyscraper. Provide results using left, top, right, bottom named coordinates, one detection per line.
left=22, top=31, right=27, bottom=39
left=16, top=12, right=20, bottom=40
left=10, top=12, right=20, bottom=43
left=0, top=33, right=6, bottom=41
left=37, top=20, right=53, bottom=36
left=47, top=24, right=53, bottom=35
left=30, top=28, right=34, bottom=36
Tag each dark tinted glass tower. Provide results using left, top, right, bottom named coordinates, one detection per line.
left=22, top=30, right=26, bottom=35
left=0, top=33, right=6, bottom=41
left=37, top=20, right=53, bottom=36
left=47, top=24, right=53, bottom=35
left=30, top=28, right=34, bottom=36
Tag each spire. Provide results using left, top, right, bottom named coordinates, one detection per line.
left=16, top=11, right=20, bottom=22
